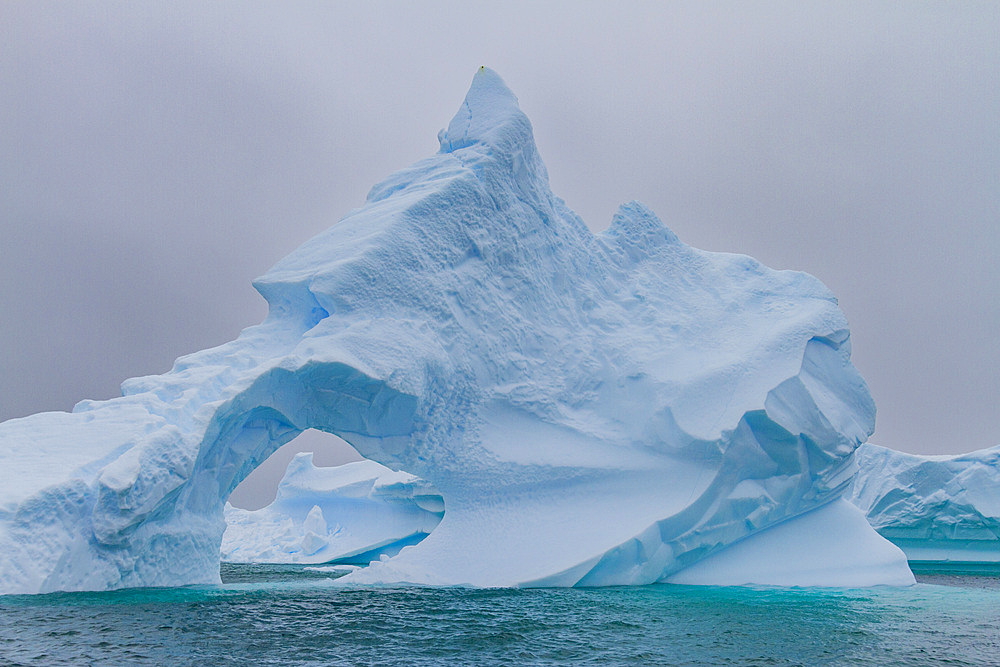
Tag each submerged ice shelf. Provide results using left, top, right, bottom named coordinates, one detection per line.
left=0, top=68, right=912, bottom=593
left=222, top=454, right=443, bottom=564
left=851, top=443, right=1000, bottom=563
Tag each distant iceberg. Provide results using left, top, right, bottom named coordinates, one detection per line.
left=850, top=443, right=1000, bottom=563
left=222, top=453, right=443, bottom=564
left=0, top=68, right=912, bottom=593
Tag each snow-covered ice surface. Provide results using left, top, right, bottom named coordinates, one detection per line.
left=666, top=499, right=912, bottom=587
left=850, top=443, right=1000, bottom=563
left=0, top=68, right=911, bottom=593
left=221, top=454, right=443, bottom=564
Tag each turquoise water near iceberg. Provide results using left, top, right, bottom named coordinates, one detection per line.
left=1, top=565, right=998, bottom=665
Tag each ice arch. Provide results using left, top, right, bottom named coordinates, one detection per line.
left=187, top=361, right=420, bottom=515
left=0, top=353, right=426, bottom=593
left=0, top=68, right=912, bottom=594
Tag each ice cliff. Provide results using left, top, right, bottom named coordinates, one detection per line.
left=850, top=443, right=1000, bottom=563
left=0, top=67, right=912, bottom=593
left=222, top=454, right=443, bottom=564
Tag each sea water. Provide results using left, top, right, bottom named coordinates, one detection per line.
left=1, top=565, right=997, bottom=665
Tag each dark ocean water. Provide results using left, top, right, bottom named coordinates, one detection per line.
left=1, top=564, right=998, bottom=666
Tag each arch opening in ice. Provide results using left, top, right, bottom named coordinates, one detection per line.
left=228, top=429, right=362, bottom=511
left=222, top=429, right=444, bottom=567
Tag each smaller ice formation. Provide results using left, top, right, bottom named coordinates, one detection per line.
left=222, top=454, right=443, bottom=564
left=850, top=443, right=1000, bottom=563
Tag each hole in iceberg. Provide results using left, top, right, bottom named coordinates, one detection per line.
left=228, top=430, right=363, bottom=510
left=221, top=429, right=444, bottom=568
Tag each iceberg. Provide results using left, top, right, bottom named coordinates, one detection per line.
left=0, top=67, right=912, bottom=593
left=850, top=443, right=1000, bottom=563
left=221, top=453, right=443, bottom=564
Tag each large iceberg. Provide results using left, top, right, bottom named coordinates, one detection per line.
left=221, top=453, right=443, bottom=564
left=850, top=443, right=1000, bottom=563
left=0, top=68, right=912, bottom=593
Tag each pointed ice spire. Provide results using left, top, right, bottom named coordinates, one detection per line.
left=438, top=67, right=531, bottom=154
left=607, top=201, right=679, bottom=246
left=275, top=451, right=315, bottom=500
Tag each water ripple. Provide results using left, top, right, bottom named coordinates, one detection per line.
left=0, top=567, right=997, bottom=665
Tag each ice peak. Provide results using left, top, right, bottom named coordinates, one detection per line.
left=607, top=201, right=679, bottom=245
left=283, top=452, right=315, bottom=480
left=438, top=67, right=528, bottom=154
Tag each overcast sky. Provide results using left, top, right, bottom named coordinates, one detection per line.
left=1, top=2, right=997, bottom=505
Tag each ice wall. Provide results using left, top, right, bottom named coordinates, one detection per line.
left=222, top=454, right=443, bottom=564
left=850, top=443, right=1000, bottom=563
left=0, top=68, right=911, bottom=593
